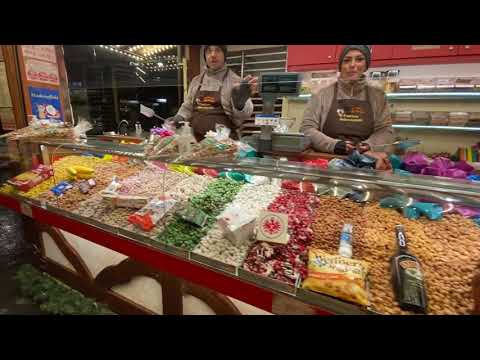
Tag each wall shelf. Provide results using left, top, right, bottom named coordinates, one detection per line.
left=286, top=92, right=480, bottom=101
left=393, top=124, right=480, bottom=132
left=387, top=92, right=480, bottom=100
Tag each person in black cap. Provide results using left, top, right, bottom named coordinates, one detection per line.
left=166, top=45, right=257, bottom=142
left=301, top=45, right=394, bottom=169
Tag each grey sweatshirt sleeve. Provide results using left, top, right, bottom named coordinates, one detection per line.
left=363, top=91, right=395, bottom=148
left=300, top=93, right=339, bottom=153
left=177, top=79, right=197, bottom=120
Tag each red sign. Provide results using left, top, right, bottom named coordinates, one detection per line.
left=21, top=45, right=57, bottom=64
left=25, top=59, right=59, bottom=85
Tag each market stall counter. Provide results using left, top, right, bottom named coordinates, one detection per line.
left=262, top=148, right=345, bottom=162
left=1, top=136, right=480, bottom=315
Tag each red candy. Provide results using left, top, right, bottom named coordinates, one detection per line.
left=243, top=189, right=320, bottom=285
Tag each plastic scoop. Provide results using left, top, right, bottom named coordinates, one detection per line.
left=372, top=139, right=421, bottom=151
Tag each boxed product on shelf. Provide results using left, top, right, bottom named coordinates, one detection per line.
left=412, top=111, right=431, bottom=125
left=368, top=71, right=387, bottom=91
left=473, top=78, right=480, bottom=90
left=434, top=77, right=456, bottom=90
left=391, top=111, right=413, bottom=123
left=416, top=78, right=436, bottom=91
left=101, top=193, right=150, bottom=209
left=448, top=112, right=470, bottom=127
left=468, top=112, right=480, bottom=127
left=398, top=78, right=418, bottom=91
left=430, top=112, right=449, bottom=126
left=385, top=69, right=400, bottom=93
left=455, top=77, right=475, bottom=90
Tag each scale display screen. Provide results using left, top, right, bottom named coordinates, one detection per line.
left=260, top=73, right=300, bottom=96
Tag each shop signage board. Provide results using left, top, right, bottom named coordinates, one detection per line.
left=21, top=45, right=57, bottom=64
left=0, top=108, right=16, bottom=130
left=28, top=86, right=63, bottom=122
left=0, top=62, right=13, bottom=107
left=25, top=58, right=60, bottom=86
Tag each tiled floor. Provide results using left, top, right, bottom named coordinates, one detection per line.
left=0, top=164, right=44, bottom=315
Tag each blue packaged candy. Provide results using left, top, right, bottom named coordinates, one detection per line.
left=403, top=206, right=420, bottom=220
left=389, top=154, right=402, bottom=170
left=51, top=181, right=73, bottom=196
left=81, top=151, right=103, bottom=158
left=394, top=169, right=413, bottom=176
left=467, top=174, right=480, bottom=182
left=411, top=201, right=443, bottom=220
left=380, top=195, right=410, bottom=209
left=473, top=217, right=480, bottom=227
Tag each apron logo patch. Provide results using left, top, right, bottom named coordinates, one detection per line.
left=337, top=107, right=365, bottom=122
left=196, top=96, right=218, bottom=110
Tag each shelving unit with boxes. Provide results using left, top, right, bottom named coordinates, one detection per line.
left=225, top=46, right=287, bottom=137
left=281, top=70, right=480, bottom=156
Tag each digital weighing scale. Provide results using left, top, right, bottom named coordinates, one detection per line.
left=253, top=72, right=310, bottom=153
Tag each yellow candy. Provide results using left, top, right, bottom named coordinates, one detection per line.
left=67, top=167, right=78, bottom=176
left=74, top=165, right=94, bottom=174
left=21, top=155, right=104, bottom=198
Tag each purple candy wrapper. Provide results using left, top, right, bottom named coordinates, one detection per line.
left=454, top=206, right=480, bottom=218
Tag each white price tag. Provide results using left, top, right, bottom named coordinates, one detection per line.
left=40, top=200, right=47, bottom=209
left=255, top=114, right=280, bottom=127
left=20, top=202, right=33, bottom=218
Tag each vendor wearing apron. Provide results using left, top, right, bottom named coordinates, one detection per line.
left=166, top=45, right=257, bottom=142
left=301, top=45, right=394, bottom=169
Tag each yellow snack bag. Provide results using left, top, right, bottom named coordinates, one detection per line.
left=302, top=249, right=370, bottom=306
left=167, top=164, right=195, bottom=175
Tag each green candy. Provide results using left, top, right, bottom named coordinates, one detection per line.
left=156, top=179, right=243, bottom=250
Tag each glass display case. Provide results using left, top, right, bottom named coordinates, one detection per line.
left=1, top=136, right=480, bottom=315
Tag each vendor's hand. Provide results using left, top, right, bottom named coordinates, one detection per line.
left=357, top=142, right=371, bottom=154
left=165, top=114, right=184, bottom=129
left=334, top=140, right=355, bottom=155
left=244, top=74, right=258, bottom=95
left=364, top=151, right=392, bottom=171
left=232, top=75, right=258, bottom=110
left=232, top=79, right=252, bottom=110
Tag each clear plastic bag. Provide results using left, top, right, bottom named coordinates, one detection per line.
left=73, top=118, right=93, bottom=140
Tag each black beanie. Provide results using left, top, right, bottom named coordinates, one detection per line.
left=338, top=45, right=371, bottom=70
left=204, top=45, right=227, bottom=61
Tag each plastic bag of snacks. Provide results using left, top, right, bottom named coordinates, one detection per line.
left=7, top=165, right=53, bottom=192
left=217, top=204, right=256, bottom=246
left=302, top=249, right=370, bottom=306
left=174, top=137, right=238, bottom=162
left=128, top=197, right=177, bottom=231
left=303, top=158, right=329, bottom=169
left=193, top=167, right=219, bottom=177
left=167, top=164, right=196, bottom=175
left=281, top=180, right=316, bottom=193
left=145, top=135, right=177, bottom=156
